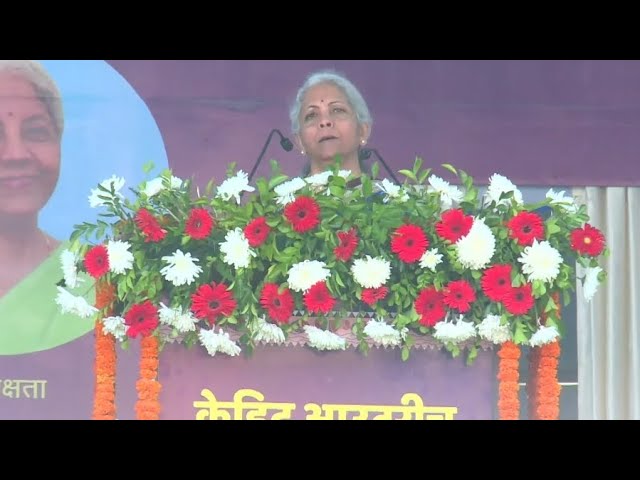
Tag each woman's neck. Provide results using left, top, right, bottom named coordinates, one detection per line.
left=0, top=216, right=50, bottom=262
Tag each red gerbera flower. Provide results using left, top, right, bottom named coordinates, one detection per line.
left=506, top=211, right=545, bottom=246
left=185, top=207, right=214, bottom=239
left=443, top=280, right=476, bottom=313
left=414, top=286, right=446, bottom=327
left=191, top=282, right=237, bottom=326
left=503, top=284, right=535, bottom=316
left=284, top=196, right=321, bottom=233
left=390, top=224, right=429, bottom=263
left=334, top=228, right=359, bottom=261
left=435, top=209, right=473, bottom=243
left=260, top=283, right=295, bottom=324
left=361, top=286, right=388, bottom=306
left=303, top=281, right=336, bottom=314
left=481, top=264, right=513, bottom=302
left=84, top=244, right=110, bottom=278
left=570, top=223, right=606, bottom=257
left=124, top=300, right=159, bottom=338
left=244, top=217, right=271, bottom=247
left=134, top=208, right=167, bottom=242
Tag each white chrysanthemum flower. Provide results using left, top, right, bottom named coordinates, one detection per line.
left=529, top=325, right=560, bottom=347
left=419, top=248, right=443, bottom=272
left=456, top=218, right=496, bottom=270
left=158, top=303, right=198, bottom=333
left=274, top=177, right=306, bottom=205
left=106, top=240, right=134, bottom=274
left=102, top=316, right=128, bottom=341
left=546, top=189, right=578, bottom=213
left=198, top=328, right=241, bottom=357
left=377, top=178, right=409, bottom=203
left=477, top=314, right=511, bottom=344
left=305, top=170, right=332, bottom=187
left=60, top=249, right=81, bottom=288
left=427, top=175, right=464, bottom=210
left=581, top=265, right=603, bottom=302
left=55, top=286, right=98, bottom=318
left=287, top=260, right=330, bottom=293
left=160, top=249, right=203, bottom=286
left=216, top=170, right=255, bottom=204
left=351, top=256, right=391, bottom=289
left=143, top=175, right=183, bottom=197
left=219, top=227, right=256, bottom=270
left=303, top=326, right=347, bottom=351
left=484, top=173, right=523, bottom=207
left=363, top=319, right=407, bottom=347
left=88, top=175, right=125, bottom=208
left=433, top=315, right=477, bottom=344
left=253, top=316, right=285, bottom=344
left=518, top=239, right=563, bottom=284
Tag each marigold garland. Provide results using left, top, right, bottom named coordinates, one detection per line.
left=93, top=281, right=117, bottom=420
left=135, top=335, right=162, bottom=420
left=529, top=292, right=562, bottom=420
left=497, top=341, right=520, bottom=420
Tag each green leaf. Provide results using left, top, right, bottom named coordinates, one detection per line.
left=268, top=174, right=289, bottom=190
left=371, top=162, right=380, bottom=179
left=401, top=346, right=410, bottom=362
left=398, top=169, right=418, bottom=182
left=441, top=164, right=458, bottom=176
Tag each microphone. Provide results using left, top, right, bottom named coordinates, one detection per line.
left=248, top=129, right=294, bottom=181
left=359, top=147, right=401, bottom=185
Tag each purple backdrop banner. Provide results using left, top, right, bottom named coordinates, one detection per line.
left=159, top=344, right=496, bottom=420
left=108, top=59, right=640, bottom=187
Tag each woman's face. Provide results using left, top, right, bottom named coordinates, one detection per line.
left=297, top=82, right=368, bottom=169
left=0, top=73, right=60, bottom=217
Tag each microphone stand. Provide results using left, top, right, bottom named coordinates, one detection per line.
left=359, top=148, right=401, bottom=185
left=248, top=129, right=293, bottom=182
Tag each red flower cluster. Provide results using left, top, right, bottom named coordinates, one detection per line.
left=443, top=280, right=476, bottom=313
left=414, top=287, right=446, bottom=327
left=135, top=208, right=167, bottom=242
left=124, top=300, right=159, bottom=338
left=284, top=196, right=321, bottom=233
left=191, top=282, right=237, bottom=325
left=334, top=228, right=358, bottom=261
left=185, top=208, right=214, bottom=239
left=361, top=286, right=388, bottom=306
left=435, top=209, right=473, bottom=243
left=481, top=265, right=534, bottom=315
left=391, top=224, right=428, bottom=263
left=84, top=244, right=110, bottom=278
left=506, top=211, right=545, bottom=246
left=260, top=283, right=295, bottom=324
left=244, top=217, right=271, bottom=247
left=303, top=282, right=336, bottom=314
left=570, top=223, right=605, bottom=256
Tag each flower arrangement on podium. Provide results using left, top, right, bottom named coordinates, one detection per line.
left=56, top=158, right=607, bottom=420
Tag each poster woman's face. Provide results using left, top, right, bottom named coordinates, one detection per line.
left=0, top=73, right=60, bottom=217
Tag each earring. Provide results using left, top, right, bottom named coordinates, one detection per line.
left=361, top=140, right=366, bottom=145
left=301, top=150, right=305, bottom=155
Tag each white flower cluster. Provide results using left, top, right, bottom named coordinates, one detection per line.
left=287, top=260, right=330, bottom=293
left=433, top=316, right=477, bottom=344
left=427, top=175, right=464, bottom=210
left=220, top=228, right=256, bottom=270
left=363, top=319, right=407, bottom=347
left=142, top=174, right=183, bottom=197
left=55, top=286, right=98, bottom=318
left=158, top=303, right=198, bottom=333
left=198, top=328, right=241, bottom=357
left=160, top=249, right=202, bottom=286
left=303, top=326, right=347, bottom=351
left=253, top=317, right=285, bottom=345
left=351, top=256, right=391, bottom=289
left=456, top=218, right=496, bottom=270
left=477, top=315, right=511, bottom=344
left=529, top=325, right=560, bottom=347
left=102, top=316, right=128, bottom=341
left=216, top=170, right=255, bottom=204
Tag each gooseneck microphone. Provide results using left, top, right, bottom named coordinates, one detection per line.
left=248, top=129, right=294, bottom=181
left=359, top=147, right=401, bottom=185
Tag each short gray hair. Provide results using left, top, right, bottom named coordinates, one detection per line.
left=0, top=60, right=64, bottom=138
left=289, top=69, right=372, bottom=135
